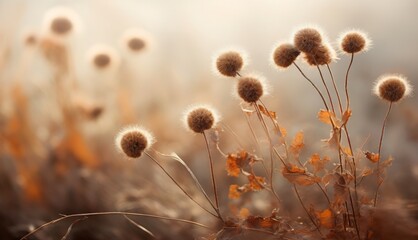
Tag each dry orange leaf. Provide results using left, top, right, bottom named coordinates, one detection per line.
left=341, top=109, right=352, bottom=126
left=365, top=151, right=379, bottom=163
left=282, top=165, right=320, bottom=186
left=258, top=104, right=277, bottom=119
left=290, top=131, right=304, bottom=155
left=247, top=175, right=266, bottom=190
left=316, top=208, right=334, bottom=229
left=318, top=109, right=337, bottom=125
left=228, top=184, right=241, bottom=199
left=308, top=153, right=330, bottom=173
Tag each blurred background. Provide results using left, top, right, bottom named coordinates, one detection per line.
left=0, top=0, right=417, bottom=239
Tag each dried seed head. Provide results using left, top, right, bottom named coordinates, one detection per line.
left=185, top=106, right=219, bottom=133
left=339, top=30, right=370, bottom=54
left=115, top=126, right=155, bottom=158
left=215, top=51, right=244, bottom=77
left=50, top=17, right=72, bottom=35
left=294, top=27, right=323, bottom=54
left=304, top=44, right=336, bottom=66
left=128, top=37, right=146, bottom=51
left=42, top=7, right=81, bottom=38
left=237, top=76, right=265, bottom=103
left=93, top=53, right=111, bottom=68
left=374, top=75, right=412, bottom=102
left=272, top=43, right=300, bottom=69
left=87, top=44, right=120, bottom=71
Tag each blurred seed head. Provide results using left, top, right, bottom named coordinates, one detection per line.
left=115, top=126, right=155, bottom=158
left=272, top=43, right=300, bottom=69
left=374, top=75, right=412, bottom=102
left=237, top=75, right=267, bottom=103
left=303, top=43, right=336, bottom=66
left=184, top=105, right=220, bottom=133
left=215, top=50, right=245, bottom=77
left=293, top=27, right=323, bottom=54
left=120, top=28, right=152, bottom=53
left=42, top=7, right=81, bottom=39
left=339, top=30, right=370, bottom=54
left=87, top=44, right=121, bottom=71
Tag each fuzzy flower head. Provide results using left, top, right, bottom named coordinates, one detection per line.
left=184, top=105, right=220, bottom=133
left=374, top=75, right=412, bottom=102
left=87, top=44, right=121, bottom=71
left=115, top=125, right=155, bottom=158
left=214, top=50, right=246, bottom=77
left=339, top=30, right=371, bottom=54
left=303, top=43, right=336, bottom=66
left=236, top=75, right=269, bottom=103
left=272, top=42, right=300, bottom=69
left=120, top=28, right=152, bottom=53
left=293, top=27, right=324, bottom=54
left=42, top=7, right=82, bottom=39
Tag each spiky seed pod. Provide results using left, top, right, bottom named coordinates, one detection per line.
left=115, top=126, right=155, bottom=158
left=304, top=44, right=335, bottom=66
left=339, top=30, right=370, bottom=54
left=185, top=106, right=219, bottom=133
left=237, top=76, right=264, bottom=103
left=272, top=43, right=301, bottom=68
left=374, top=75, right=412, bottom=102
left=216, top=51, right=244, bottom=77
left=294, top=27, right=323, bottom=54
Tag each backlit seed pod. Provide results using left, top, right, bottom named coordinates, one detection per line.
left=339, top=30, right=370, bottom=54
left=237, top=76, right=265, bottom=103
left=272, top=43, right=300, bottom=69
left=120, top=28, right=152, bottom=53
left=303, top=43, right=336, bottom=66
left=294, top=27, right=323, bottom=54
left=184, top=106, right=220, bottom=133
left=215, top=51, right=244, bottom=77
left=374, top=75, right=412, bottom=102
left=42, top=7, right=81, bottom=38
left=115, top=126, right=155, bottom=158
left=87, top=44, right=121, bottom=71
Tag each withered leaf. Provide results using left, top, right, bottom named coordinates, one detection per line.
left=247, top=174, right=266, bottom=190
left=282, top=164, right=320, bottom=186
left=308, top=153, right=330, bottom=173
left=316, top=208, right=334, bottom=229
left=229, top=184, right=241, bottom=199
left=290, top=131, right=304, bottom=155
left=323, top=128, right=341, bottom=149
left=258, top=104, right=277, bottom=119
left=225, top=150, right=252, bottom=177
left=318, top=109, right=337, bottom=125
left=341, top=109, right=352, bottom=126
left=365, top=151, right=379, bottom=163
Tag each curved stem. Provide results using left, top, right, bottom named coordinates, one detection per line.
left=202, top=132, right=221, bottom=217
left=316, top=65, right=335, bottom=113
left=293, top=184, right=323, bottom=237
left=345, top=53, right=354, bottom=110
left=374, top=102, right=393, bottom=207
left=144, top=152, right=218, bottom=218
left=20, top=212, right=212, bottom=240
left=326, top=64, right=343, bottom=115
left=293, top=63, right=330, bottom=112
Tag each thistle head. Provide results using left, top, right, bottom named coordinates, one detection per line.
left=215, top=50, right=245, bottom=77
left=87, top=44, right=120, bottom=71
left=184, top=105, right=220, bottom=133
left=237, top=75, right=268, bottom=103
left=374, top=75, right=412, bottom=102
left=42, top=7, right=81, bottom=38
left=272, top=43, right=300, bottom=69
left=339, top=30, right=370, bottom=54
left=115, top=126, right=155, bottom=158
left=293, top=27, right=323, bottom=54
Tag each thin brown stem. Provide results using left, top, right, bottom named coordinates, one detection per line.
left=374, top=102, right=393, bottom=207
left=345, top=53, right=354, bottom=110
left=293, top=184, right=323, bottom=237
left=293, top=63, right=330, bottom=112
left=316, top=65, right=335, bottom=113
left=203, top=132, right=221, bottom=216
left=326, top=64, right=343, bottom=115
left=20, top=212, right=212, bottom=240
left=144, top=152, right=218, bottom=218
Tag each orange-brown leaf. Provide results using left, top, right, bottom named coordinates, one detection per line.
left=316, top=208, right=334, bottom=229
left=226, top=155, right=241, bottom=177
left=290, top=131, right=304, bottom=155
left=308, top=154, right=330, bottom=173
left=365, top=151, right=379, bottom=163
left=229, top=185, right=241, bottom=199
left=258, top=104, right=277, bottom=119
left=247, top=175, right=266, bottom=190
left=341, top=109, right=352, bottom=126
left=282, top=165, right=320, bottom=186
left=318, top=110, right=337, bottom=125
